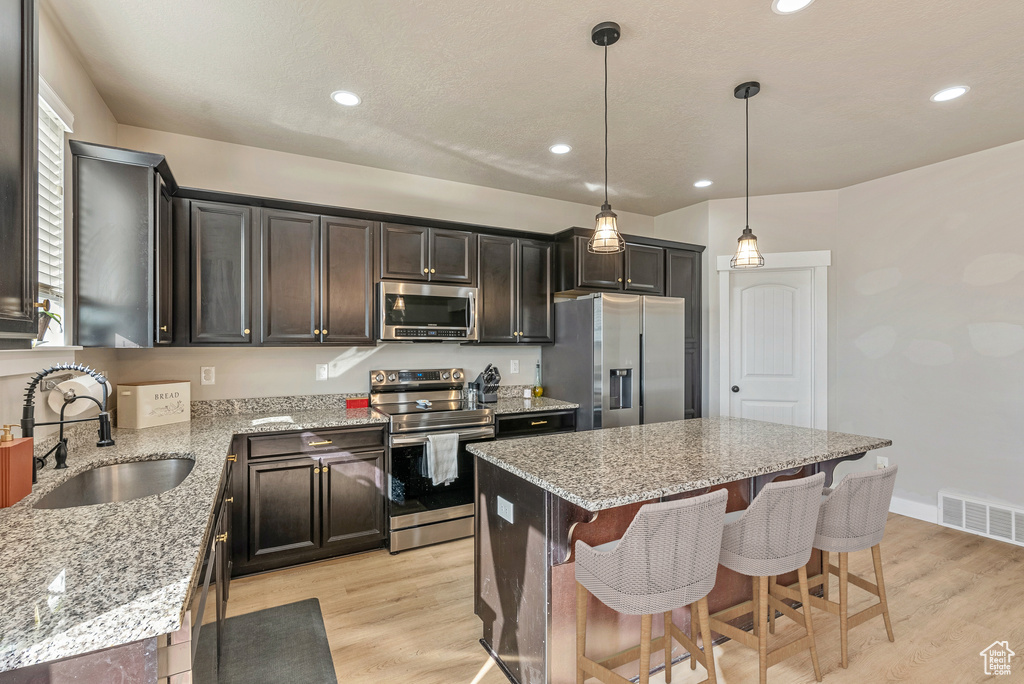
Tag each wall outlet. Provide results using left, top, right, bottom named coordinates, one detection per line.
left=315, top=363, right=329, bottom=382
left=497, top=496, right=514, bottom=524
left=876, top=455, right=889, bottom=470
left=510, top=359, right=520, bottom=374
left=200, top=367, right=216, bottom=386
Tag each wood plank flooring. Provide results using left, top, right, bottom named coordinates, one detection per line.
left=223, top=514, right=1024, bottom=683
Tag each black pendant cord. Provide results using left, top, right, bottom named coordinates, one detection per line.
left=604, top=42, right=609, bottom=207
left=745, top=92, right=750, bottom=230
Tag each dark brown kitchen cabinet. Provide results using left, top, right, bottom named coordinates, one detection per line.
left=321, top=217, right=374, bottom=345
left=0, top=0, right=37, bottom=349
left=259, top=209, right=320, bottom=345
left=666, top=248, right=703, bottom=418
left=574, top=236, right=623, bottom=290
left=381, top=223, right=475, bottom=284
left=477, top=235, right=553, bottom=344
left=248, top=457, right=321, bottom=560
left=191, top=201, right=256, bottom=344
left=71, top=141, right=179, bottom=347
left=233, top=425, right=386, bottom=575
left=624, top=243, right=665, bottom=295
left=321, top=450, right=386, bottom=550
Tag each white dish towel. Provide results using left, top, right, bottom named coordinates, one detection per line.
left=426, top=433, right=460, bottom=486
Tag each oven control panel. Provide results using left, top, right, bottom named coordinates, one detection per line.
left=370, top=368, right=464, bottom=388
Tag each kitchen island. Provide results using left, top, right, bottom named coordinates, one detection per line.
left=468, top=417, right=891, bottom=684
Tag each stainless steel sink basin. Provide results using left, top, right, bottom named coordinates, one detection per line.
left=33, top=458, right=195, bottom=509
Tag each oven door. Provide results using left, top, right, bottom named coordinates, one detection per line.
left=387, top=426, right=493, bottom=529
left=379, top=281, right=478, bottom=341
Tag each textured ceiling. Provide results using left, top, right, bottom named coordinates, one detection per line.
left=50, top=0, right=1024, bottom=216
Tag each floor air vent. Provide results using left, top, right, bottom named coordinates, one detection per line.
left=938, top=490, right=1024, bottom=548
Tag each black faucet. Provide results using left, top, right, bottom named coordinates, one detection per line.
left=22, top=363, right=115, bottom=483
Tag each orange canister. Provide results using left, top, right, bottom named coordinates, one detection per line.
left=0, top=426, right=33, bottom=508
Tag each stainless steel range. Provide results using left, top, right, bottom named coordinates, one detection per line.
left=370, top=368, right=494, bottom=552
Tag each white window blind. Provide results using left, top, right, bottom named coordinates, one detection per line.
left=38, top=97, right=71, bottom=303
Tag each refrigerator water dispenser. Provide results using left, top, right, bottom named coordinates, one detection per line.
left=609, top=369, right=633, bottom=410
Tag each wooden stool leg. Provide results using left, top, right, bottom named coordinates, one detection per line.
left=697, top=596, right=718, bottom=684
left=871, top=544, right=895, bottom=643
left=757, top=576, right=769, bottom=684
left=768, top=576, right=777, bottom=634
left=576, top=582, right=587, bottom=684
left=839, top=552, right=849, bottom=668
left=639, top=614, right=653, bottom=684
left=821, top=550, right=830, bottom=601
left=798, top=565, right=822, bottom=682
left=689, top=604, right=698, bottom=670
left=664, top=611, right=673, bottom=683
left=752, top=576, right=761, bottom=638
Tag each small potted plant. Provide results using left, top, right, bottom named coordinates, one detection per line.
left=36, top=309, right=63, bottom=345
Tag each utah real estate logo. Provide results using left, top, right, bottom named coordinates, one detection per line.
left=980, top=641, right=1015, bottom=676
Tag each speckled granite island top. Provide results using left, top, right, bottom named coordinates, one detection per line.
left=486, top=396, right=579, bottom=415
left=467, top=417, right=891, bottom=512
left=0, top=408, right=386, bottom=673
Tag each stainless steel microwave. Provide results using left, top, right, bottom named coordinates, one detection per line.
left=378, top=282, right=478, bottom=341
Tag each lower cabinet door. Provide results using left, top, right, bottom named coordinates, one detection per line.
left=248, top=458, right=321, bottom=560
left=321, top=450, right=385, bottom=554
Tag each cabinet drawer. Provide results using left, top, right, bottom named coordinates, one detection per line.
left=248, top=426, right=384, bottom=459
left=496, top=410, right=577, bottom=439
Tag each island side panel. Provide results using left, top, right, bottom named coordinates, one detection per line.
left=475, top=457, right=551, bottom=684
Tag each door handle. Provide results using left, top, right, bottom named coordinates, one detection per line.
left=731, top=385, right=740, bottom=393
left=308, top=440, right=333, bottom=446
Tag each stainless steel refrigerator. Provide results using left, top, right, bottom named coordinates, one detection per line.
left=542, top=293, right=686, bottom=431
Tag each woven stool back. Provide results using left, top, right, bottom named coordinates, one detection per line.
left=815, top=465, right=898, bottom=553
left=719, top=472, right=826, bottom=577
left=575, top=489, right=728, bottom=616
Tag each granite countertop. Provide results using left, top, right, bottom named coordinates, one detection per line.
left=486, top=396, right=579, bottom=415
left=0, top=408, right=386, bottom=673
left=468, top=417, right=892, bottom=512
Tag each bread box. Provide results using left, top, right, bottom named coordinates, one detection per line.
left=117, top=381, right=191, bottom=429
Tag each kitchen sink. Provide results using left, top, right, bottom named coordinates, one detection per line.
left=33, top=458, right=195, bottom=509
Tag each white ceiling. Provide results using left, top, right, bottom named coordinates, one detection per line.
left=50, top=0, right=1024, bottom=216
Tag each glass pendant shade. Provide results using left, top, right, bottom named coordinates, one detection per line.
left=588, top=204, right=625, bottom=253
left=731, top=227, right=764, bottom=268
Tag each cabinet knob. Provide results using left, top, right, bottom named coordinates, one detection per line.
left=34, top=300, right=50, bottom=311
left=321, top=329, right=327, bottom=335
left=430, top=268, right=436, bottom=274
left=314, top=467, right=321, bottom=474
left=617, top=278, right=622, bottom=283
left=243, top=328, right=250, bottom=335
left=627, top=279, right=632, bottom=283
left=160, top=325, right=168, bottom=332
left=314, top=329, right=320, bottom=335
left=224, top=497, right=234, bottom=504
left=423, top=268, right=429, bottom=274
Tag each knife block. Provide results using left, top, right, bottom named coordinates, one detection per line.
left=1, top=437, right=33, bottom=508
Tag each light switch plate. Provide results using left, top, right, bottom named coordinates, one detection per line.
left=315, top=364, right=329, bottom=381
left=497, top=496, right=514, bottom=524
left=876, top=455, right=889, bottom=469
left=200, top=367, right=215, bottom=386
left=510, top=360, right=520, bottom=374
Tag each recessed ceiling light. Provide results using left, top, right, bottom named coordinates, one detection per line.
left=772, top=0, right=815, bottom=14
left=930, top=86, right=969, bottom=102
left=694, top=179, right=714, bottom=188
left=330, top=90, right=361, bottom=106
left=549, top=143, right=572, bottom=154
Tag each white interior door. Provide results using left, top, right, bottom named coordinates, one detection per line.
left=728, top=269, right=813, bottom=427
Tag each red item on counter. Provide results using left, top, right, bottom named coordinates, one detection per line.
left=1, top=436, right=33, bottom=508
left=345, top=397, right=370, bottom=409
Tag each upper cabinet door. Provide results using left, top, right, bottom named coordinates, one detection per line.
left=518, top=239, right=554, bottom=344
left=154, top=178, right=174, bottom=344
left=575, top=236, right=623, bottom=290
left=624, top=244, right=665, bottom=295
left=429, top=228, right=476, bottom=284
left=321, top=217, right=374, bottom=345
left=259, top=209, right=320, bottom=345
left=477, top=235, right=518, bottom=343
left=381, top=223, right=429, bottom=281
left=191, top=201, right=256, bottom=344
left=666, top=248, right=702, bottom=418
left=0, top=0, right=38, bottom=348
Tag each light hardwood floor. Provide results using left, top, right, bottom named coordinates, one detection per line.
left=224, top=514, right=1024, bottom=683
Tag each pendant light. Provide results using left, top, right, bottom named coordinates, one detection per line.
left=731, top=81, right=765, bottom=269
left=587, top=21, right=625, bottom=254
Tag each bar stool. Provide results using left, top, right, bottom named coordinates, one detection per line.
left=708, top=473, right=825, bottom=684
left=575, top=489, right=728, bottom=684
left=772, top=465, right=898, bottom=668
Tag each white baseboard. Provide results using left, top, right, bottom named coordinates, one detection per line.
left=890, top=496, right=938, bottom=523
